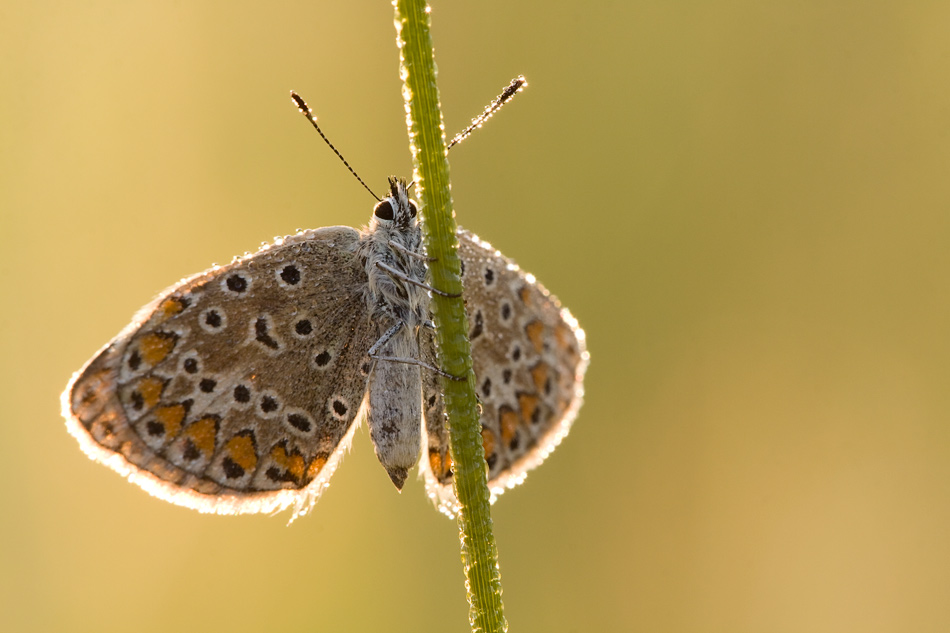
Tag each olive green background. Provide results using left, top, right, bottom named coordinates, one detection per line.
left=2, top=2, right=949, bottom=632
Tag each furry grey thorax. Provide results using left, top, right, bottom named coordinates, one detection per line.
left=357, top=177, right=429, bottom=329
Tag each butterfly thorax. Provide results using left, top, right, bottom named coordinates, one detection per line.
left=357, top=178, right=430, bottom=330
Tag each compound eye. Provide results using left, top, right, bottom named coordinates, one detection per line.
left=408, top=201, right=418, bottom=218
left=374, top=200, right=394, bottom=220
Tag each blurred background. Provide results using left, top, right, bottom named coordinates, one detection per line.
left=2, top=2, right=949, bottom=631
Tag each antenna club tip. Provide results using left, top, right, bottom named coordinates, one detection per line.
left=290, top=91, right=310, bottom=113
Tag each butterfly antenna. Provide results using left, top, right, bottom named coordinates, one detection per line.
left=290, top=91, right=380, bottom=201
left=447, top=76, right=527, bottom=151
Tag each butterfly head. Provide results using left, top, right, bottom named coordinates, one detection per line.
left=371, top=177, right=418, bottom=231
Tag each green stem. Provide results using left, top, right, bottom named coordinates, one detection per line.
left=393, top=2, right=507, bottom=632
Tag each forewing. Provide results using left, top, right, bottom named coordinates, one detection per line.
left=63, top=226, right=375, bottom=519
left=421, top=229, right=589, bottom=516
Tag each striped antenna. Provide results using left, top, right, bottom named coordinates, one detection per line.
left=290, top=91, right=380, bottom=201
left=447, top=76, right=527, bottom=150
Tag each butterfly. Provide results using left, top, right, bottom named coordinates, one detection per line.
left=62, top=92, right=588, bottom=521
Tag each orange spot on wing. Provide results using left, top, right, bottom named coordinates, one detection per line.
left=530, top=363, right=549, bottom=393
left=153, top=404, right=186, bottom=437
left=555, top=322, right=579, bottom=361
left=481, top=428, right=497, bottom=460
left=428, top=449, right=453, bottom=479
left=428, top=450, right=443, bottom=477
left=225, top=434, right=257, bottom=472
left=137, top=377, right=165, bottom=409
left=519, top=285, right=532, bottom=304
left=138, top=332, right=176, bottom=365
left=499, top=407, right=519, bottom=444
left=518, top=394, right=539, bottom=425
left=306, top=455, right=327, bottom=482
left=184, top=417, right=218, bottom=458
left=270, top=444, right=305, bottom=483
left=525, top=320, right=545, bottom=354
left=158, top=298, right=186, bottom=320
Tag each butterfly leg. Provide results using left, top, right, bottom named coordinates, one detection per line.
left=367, top=322, right=402, bottom=357
left=368, top=321, right=465, bottom=381
left=374, top=261, right=461, bottom=298
left=388, top=239, right=436, bottom=262
left=372, top=354, right=466, bottom=381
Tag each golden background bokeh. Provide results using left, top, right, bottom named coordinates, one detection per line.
left=2, top=2, right=949, bottom=631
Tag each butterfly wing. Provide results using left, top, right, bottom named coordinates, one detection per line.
left=421, top=229, right=589, bottom=516
left=62, top=226, right=375, bottom=519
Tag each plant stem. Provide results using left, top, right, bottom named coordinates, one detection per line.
left=393, top=2, right=507, bottom=632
